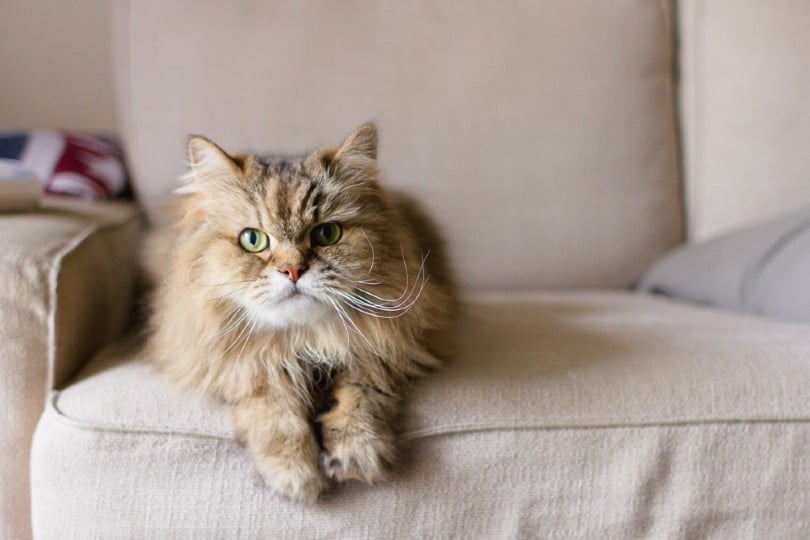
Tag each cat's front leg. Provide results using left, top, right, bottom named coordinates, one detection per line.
left=229, top=393, right=325, bottom=504
left=318, top=367, right=401, bottom=484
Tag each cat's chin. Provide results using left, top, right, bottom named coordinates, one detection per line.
left=244, top=293, right=332, bottom=330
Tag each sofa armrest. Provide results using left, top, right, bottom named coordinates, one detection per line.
left=0, top=197, right=142, bottom=392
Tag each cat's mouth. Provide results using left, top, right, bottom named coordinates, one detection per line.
left=278, top=285, right=307, bottom=302
left=267, top=278, right=322, bottom=307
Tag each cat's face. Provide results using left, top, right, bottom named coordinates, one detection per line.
left=175, top=124, right=406, bottom=329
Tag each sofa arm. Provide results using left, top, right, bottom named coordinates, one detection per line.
left=0, top=197, right=141, bottom=539
left=3, top=197, right=143, bottom=389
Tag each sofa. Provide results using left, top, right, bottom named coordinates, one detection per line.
left=2, top=1, right=809, bottom=537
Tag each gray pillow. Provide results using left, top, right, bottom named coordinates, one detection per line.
left=638, top=207, right=810, bottom=322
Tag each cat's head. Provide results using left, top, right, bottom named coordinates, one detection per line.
left=171, top=123, right=420, bottom=330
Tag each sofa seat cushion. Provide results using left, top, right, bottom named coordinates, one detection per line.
left=31, top=292, right=810, bottom=538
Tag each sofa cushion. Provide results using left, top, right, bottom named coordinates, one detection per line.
left=116, top=0, right=683, bottom=291
left=639, top=206, right=810, bottom=323
left=0, top=198, right=140, bottom=540
left=679, top=0, right=810, bottom=241
left=31, top=292, right=810, bottom=537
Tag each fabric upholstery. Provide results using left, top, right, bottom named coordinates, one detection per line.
left=31, top=292, right=810, bottom=538
left=116, top=0, right=683, bottom=291
left=639, top=206, right=810, bottom=322
left=679, top=0, right=810, bottom=241
left=0, top=198, right=140, bottom=540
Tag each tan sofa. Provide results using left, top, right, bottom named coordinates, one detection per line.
left=3, top=1, right=809, bottom=538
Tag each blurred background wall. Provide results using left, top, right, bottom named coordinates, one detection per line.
left=0, top=0, right=118, bottom=131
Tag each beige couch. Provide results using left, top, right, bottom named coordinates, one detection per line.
left=2, top=1, right=809, bottom=538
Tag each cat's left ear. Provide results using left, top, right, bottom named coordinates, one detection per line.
left=178, top=136, right=243, bottom=194
left=335, top=122, right=377, bottom=162
left=315, top=123, right=378, bottom=181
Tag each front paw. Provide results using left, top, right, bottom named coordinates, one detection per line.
left=318, top=410, right=395, bottom=484
left=253, top=453, right=325, bottom=504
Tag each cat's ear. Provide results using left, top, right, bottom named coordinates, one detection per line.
left=178, top=136, right=243, bottom=194
left=318, top=122, right=378, bottom=182
left=335, top=122, right=377, bottom=162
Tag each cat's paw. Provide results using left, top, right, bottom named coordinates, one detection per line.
left=318, top=411, right=395, bottom=483
left=253, top=454, right=325, bottom=504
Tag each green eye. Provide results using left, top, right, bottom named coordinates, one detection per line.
left=238, top=228, right=269, bottom=252
left=311, top=222, right=342, bottom=246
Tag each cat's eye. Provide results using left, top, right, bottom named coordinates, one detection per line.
left=238, top=228, right=269, bottom=252
left=311, top=222, right=342, bottom=246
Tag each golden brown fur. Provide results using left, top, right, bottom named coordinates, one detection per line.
left=145, top=123, right=453, bottom=503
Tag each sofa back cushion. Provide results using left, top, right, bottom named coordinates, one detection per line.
left=116, top=0, right=682, bottom=292
left=679, top=0, right=810, bottom=241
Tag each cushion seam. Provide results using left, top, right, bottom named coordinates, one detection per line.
left=402, top=416, right=810, bottom=441
left=47, top=391, right=810, bottom=443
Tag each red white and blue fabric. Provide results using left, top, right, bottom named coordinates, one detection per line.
left=0, top=130, right=128, bottom=200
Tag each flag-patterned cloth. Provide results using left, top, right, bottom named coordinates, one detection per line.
left=0, top=130, right=128, bottom=200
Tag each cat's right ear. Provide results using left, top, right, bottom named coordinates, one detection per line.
left=178, top=136, right=242, bottom=195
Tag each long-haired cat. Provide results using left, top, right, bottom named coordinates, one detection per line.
left=145, top=123, right=453, bottom=503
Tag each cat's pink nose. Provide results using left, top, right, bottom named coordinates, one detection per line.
left=277, top=263, right=306, bottom=283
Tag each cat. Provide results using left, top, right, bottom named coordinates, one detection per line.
left=145, top=123, right=454, bottom=504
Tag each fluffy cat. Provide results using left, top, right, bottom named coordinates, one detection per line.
left=145, top=123, right=453, bottom=503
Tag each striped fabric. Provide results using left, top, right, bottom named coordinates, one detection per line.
left=0, top=130, right=128, bottom=200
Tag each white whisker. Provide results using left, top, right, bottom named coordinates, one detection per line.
left=199, top=279, right=256, bottom=288
left=224, top=313, right=254, bottom=354
left=336, top=248, right=430, bottom=319
left=208, top=308, right=247, bottom=343
left=327, top=298, right=352, bottom=346
left=361, top=230, right=376, bottom=276
left=203, top=285, right=249, bottom=303
left=235, top=312, right=260, bottom=360
left=337, top=276, right=429, bottom=319
left=331, top=299, right=376, bottom=350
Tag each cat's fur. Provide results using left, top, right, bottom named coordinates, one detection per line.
left=145, top=123, right=453, bottom=503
